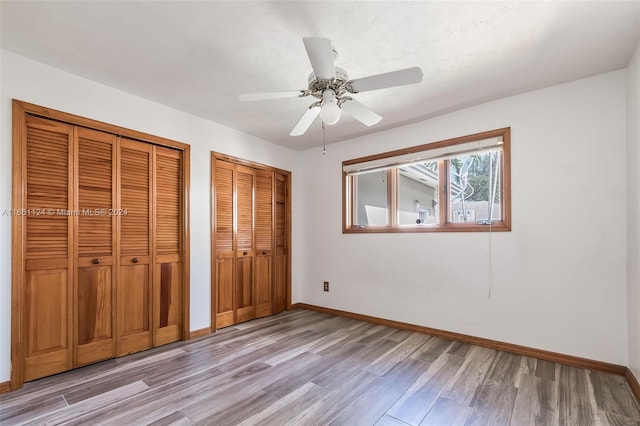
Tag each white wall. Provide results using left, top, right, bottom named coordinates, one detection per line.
left=298, top=70, right=629, bottom=365
left=0, top=50, right=301, bottom=383
left=627, top=40, right=640, bottom=379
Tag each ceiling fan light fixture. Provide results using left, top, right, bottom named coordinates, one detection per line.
left=239, top=37, right=423, bottom=136
left=320, top=89, right=341, bottom=125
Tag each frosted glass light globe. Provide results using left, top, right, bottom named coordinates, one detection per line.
left=320, top=89, right=341, bottom=125
left=320, top=101, right=341, bottom=125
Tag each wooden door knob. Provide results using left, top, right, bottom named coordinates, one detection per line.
left=243, top=251, right=248, bottom=256
left=92, top=258, right=101, bottom=265
left=262, top=251, right=267, bottom=255
left=132, top=257, right=140, bottom=263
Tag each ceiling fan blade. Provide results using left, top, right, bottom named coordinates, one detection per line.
left=348, top=66, right=423, bottom=93
left=340, top=99, right=382, bottom=127
left=238, top=91, right=304, bottom=102
left=303, top=37, right=336, bottom=80
left=290, top=105, right=321, bottom=136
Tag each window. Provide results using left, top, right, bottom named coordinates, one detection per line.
left=343, top=128, right=511, bottom=233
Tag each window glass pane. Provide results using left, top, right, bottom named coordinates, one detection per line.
left=353, top=170, right=388, bottom=226
left=448, top=151, right=502, bottom=223
left=398, top=162, right=439, bottom=225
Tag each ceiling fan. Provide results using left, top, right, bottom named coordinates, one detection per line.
left=239, top=37, right=424, bottom=136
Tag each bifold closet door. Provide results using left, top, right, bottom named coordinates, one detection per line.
left=14, top=103, right=189, bottom=389
left=254, top=170, right=273, bottom=318
left=213, top=157, right=290, bottom=329
left=118, top=138, right=153, bottom=355
left=234, top=165, right=255, bottom=324
left=214, top=160, right=262, bottom=328
left=273, top=173, right=288, bottom=314
left=153, top=146, right=183, bottom=346
left=75, top=128, right=117, bottom=366
left=214, top=159, right=235, bottom=328
left=22, top=115, right=74, bottom=381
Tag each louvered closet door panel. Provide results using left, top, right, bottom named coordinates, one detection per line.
left=118, top=138, right=152, bottom=355
left=214, top=160, right=235, bottom=328
left=153, top=146, right=182, bottom=346
left=254, top=170, right=273, bottom=318
left=75, top=128, right=117, bottom=366
left=273, top=173, right=288, bottom=314
left=23, top=115, right=73, bottom=381
left=235, top=165, right=255, bottom=324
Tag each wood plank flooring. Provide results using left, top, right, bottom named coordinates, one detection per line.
left=1, top=309, right=639, bottom=425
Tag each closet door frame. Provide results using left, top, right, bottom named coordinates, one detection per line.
left=210, top=152, right=292, bottom=332
left=10, top=100, right=191, bottom=391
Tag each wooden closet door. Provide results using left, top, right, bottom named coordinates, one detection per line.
left=23, top=115, right=74, bottom=381
left=75, top=128, right=117, bottom=366
left=118, top=138, right=153, bottom=355
left=153, top=146, right=182, bottom=346
left=235, top=165, right=255, bottom=323
left=214, top=159, right=235, bottom=328
left=254, top=170, right=273, bottom=318
left=273, top=172, right=289, bottom=314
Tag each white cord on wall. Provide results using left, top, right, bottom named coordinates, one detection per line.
left=488, top=220, right=493, bottom=299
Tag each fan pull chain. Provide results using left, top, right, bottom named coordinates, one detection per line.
left=322, top=122, right=327, bottom=155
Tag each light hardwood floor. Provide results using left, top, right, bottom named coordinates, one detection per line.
left=1, top=309, right=639, bottom=425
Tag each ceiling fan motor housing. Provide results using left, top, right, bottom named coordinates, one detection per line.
left=308, top=67, right=349, bottom=98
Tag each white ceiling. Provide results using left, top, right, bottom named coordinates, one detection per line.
left=2, top=1, right=639, bottom=151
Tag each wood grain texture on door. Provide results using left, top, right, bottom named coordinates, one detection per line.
left=23, top=116, right=74, bottom=381
left=75, top=128, right=117, bottom=366
left=214, top=160, right=235, bottom=329
left=255, top=170, right=273, bottom=318
left=235, top=165, right=255, bottom=324
left=273, top=172, right=289, bottom=314
left=153, top=147, right=182, bottom=346
left=118, top=139, right=152, bottom=356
